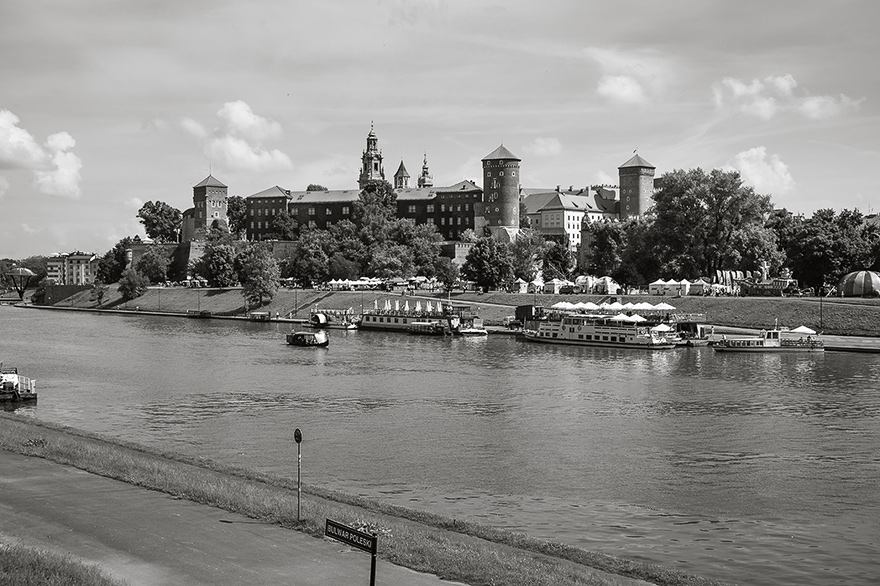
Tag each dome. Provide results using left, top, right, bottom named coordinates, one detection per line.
left=838, top=270, right=880, bottom=297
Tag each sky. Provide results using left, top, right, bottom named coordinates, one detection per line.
left=2, top=0, right=878, bottom=259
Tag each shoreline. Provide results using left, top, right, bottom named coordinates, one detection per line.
left=0, top=413, right=733, bottom=586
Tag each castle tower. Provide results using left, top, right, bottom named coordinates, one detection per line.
left=618, top=153, right=655, bottom=219
left=418, top=152, right=433, bottom=188
left=393, top=160, right=410, bottom=189
left=193, top=174, right=228, bottom=231
left=481, top=144, right=521, bottom=241
left=358, top=123, right=385, bottom=189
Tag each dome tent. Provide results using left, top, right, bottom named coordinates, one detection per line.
left=838, top=270, right=880, bottom=297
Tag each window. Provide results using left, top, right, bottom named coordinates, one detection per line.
left=326, top=208, right=332, bottom=215
left=465, top=204, right=469, bottom=211
left=257, top=209, right=262, bottom=216
left=408, top=205, right=416, bottom=214
left=250, top=209, right=254, bottom=216
left=342, top=206, right=349, bottom=215
left=308, top=207, right=315, bottom=216
left=250, top=221, right=254, bottom=229
left=427, top=204, right=434, bottom=213
left=257, top=221, right=262, bottom=229
left=440, top=204, right=445, bottom=212
left=441, top=218, right=446, bottom=225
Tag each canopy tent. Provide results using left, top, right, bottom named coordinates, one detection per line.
left=651, top=323, right=673, bottom=332
left=654, top=302, right=676, bottom=311
left=551, top=301, right=576, bottom=310
left=838, top=270, right=880, bottom=297
left=790, top=325, right=817, bottom=335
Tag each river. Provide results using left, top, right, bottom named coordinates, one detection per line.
left=2, top=306, right=878, bottom=585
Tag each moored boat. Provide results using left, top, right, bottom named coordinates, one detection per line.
left=0, top=365, right=37, bottom=403
left=713, top=329, right=823, bottom=353
left=286, top=330, right=329, bottom=347
left=523, top=313, right=677, bottom=349
left=310, top=308, right=360, bottom=330
left=359, top=299, right=466, bottom=333
left=455, top=317, right=488, bottom=336
left=407, top=321, right=448, bottom=336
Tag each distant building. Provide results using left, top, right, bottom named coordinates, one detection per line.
left=46, top=251, right=99, bottom=285
left=181, top=175, right=229, bottom=242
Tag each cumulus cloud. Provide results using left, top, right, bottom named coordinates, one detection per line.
left=714, top=75, right=860, bottom=120
left=585, top=47, right=671, bottom=105
left=521, top=137, right=562, bottom=157
left=0, top=110, right=82, bottom=198
left=181, top=101, right=292, bottom=173
left=728, top=146, right=795, bottom=195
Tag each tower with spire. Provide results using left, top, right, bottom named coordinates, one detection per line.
left=418, top=152, right=433, bottom=188
left=618, top=152, right=655, bottom=219
left=358, top=123, right=385, bottom=189
left=393, top=160, right=410, bottom=189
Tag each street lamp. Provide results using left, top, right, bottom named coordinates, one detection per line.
left=5, top=267, right=36, bottom=301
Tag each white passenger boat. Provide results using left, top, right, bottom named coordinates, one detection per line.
left=523, top=314, right=677, bottom=349
left=359, top=299, right=464, bottom=333
left=713, top=329, right=823, bottom=353
left=0, top=365, right=37, bottom=403
left=286, top=330, right=329, bottom=347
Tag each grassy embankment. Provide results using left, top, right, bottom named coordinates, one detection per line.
left=50, top=285, right=880, bottom=336
left=0, top=541, right=127, bottom=586
left=0, top=414, right=735, bottom=586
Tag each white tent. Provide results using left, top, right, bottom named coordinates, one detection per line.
left=629, top=314, right=647, bottom=322
left=605, top=301, right=624, bottom=312
left=651, top=323, right=673, bottom=332
left=790, top=325, right=817, bottom=335
left=654, top=302, right=676, bottom=311
left=609, top=313, right=631, bottom=321
left=551, top=301, right=576, bottom=310
left=632, top=301, right=655, bottom=311
left=648, top=279, right=668, bottom=295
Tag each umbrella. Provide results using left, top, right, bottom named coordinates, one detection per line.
left=404, top=300, right=410, bottom=311
left=416, top=300, right=423, bottom=312
left=384, top=299, right=392, bottom=311
left=395, top=300, right=400, bottom=311
left=426, top=301, right=433, bottom=312
left=838, top=270, right=880, bottom=297
left=790, top=325, right=817, bottom=335
left=374, top=299, right=379, bottom=310
left=651, top=323, right=673, bottom=332
left=654, top=302, right=676, bottom=311
left=609, top=313, right=630, bottom=321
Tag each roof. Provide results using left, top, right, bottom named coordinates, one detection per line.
left=521, top=191, right=560, bottom=215
left=482, top=144, right=521, bottom=161
left=394, top=160, right=410, bottom=178
left=435, top=179, right=481, bottom=193
left=246, top=185, right=291, bottom=200
left=618, top=154, right=655, bottom=169
left=193, top=174, right=227, bottom=188
left=540, top=194, right=595, bottom=212
left=287, top=189, right=362, bottom=204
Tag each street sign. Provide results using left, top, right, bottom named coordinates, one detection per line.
left=325, top=519, right=377, bottom=554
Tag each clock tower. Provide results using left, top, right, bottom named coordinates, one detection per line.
left=358, top=123, right=385, bottom=189
left=618, top=153, right=655, bottom=220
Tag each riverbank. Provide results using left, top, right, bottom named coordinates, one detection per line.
left=44, top=285, right=880, bottom=336
left=0, top=413, right=732, bottom=586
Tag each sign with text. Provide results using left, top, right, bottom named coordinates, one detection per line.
left=325, top=519, right=377, bottom=555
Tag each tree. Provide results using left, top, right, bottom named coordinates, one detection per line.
left=461, top=237, right=513, bottom=291
left=137, top=201, right=182, bottom=243
left=508, top=230, right=545, bottom=281
left=354, top=180, right=397, bottom=224
left=649, top=168, right=775, bottom=278
left=135, top=247, right=171, bottom=284
left=196, top=242, right=239, bottom=287
left=283, top=230, right=330, bottom=287
left=16, top=256, right=49, bottom=284
left=542, top=240, right=575, bottom=281
left=787, top=209, right=877, bottom=288
left=588, top=220, right=627, bottom=277
left=306, top=184, right=328, bottom=191
left=328, top=253, right=360, bottom=281
left=367, top=244, right=414, bottom=279
left=117, top=268, right=149, bottom=301
left=91, top=280, right=109, bottom=306
left=225, top=195, right=248, bottom=239
left=433, top=256, right=460, bottom=292
left=97, top=237, right=134, bottom=283
left=268, top=211, right=299, bottom=240
left=234, top=243, right=280, bottom=307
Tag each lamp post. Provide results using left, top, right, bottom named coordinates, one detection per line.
left=5, top=267, right=36, bottom=301
left=293, top=428, right=303, bottom=521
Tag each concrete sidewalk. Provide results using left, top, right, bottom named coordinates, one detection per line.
left=0, top=450, right=464, bottom=586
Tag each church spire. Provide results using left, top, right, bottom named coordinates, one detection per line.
left=418, top=150, right=433, bottom=188
left=358, top=123, right=385, bottom=188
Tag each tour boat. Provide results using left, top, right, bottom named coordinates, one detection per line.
left=359, top=300, right=465, bottom=333
left=523, top=314, right=677, bottom=350
left=0, top=365, right=37, bottom=403
left=713, top=329, right=823, bottom=353
left=286, top=330, right=329, bottom=347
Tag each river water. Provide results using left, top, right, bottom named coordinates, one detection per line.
left=2, top=306, right=878, bottom=585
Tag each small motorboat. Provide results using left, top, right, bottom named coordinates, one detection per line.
left=286, top=330, right=329, bottom=347
left=0, top=365, right=37, bottom=403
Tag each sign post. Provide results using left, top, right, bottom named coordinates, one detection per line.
left=325, top=519, right=378, bottom=586
left=293, top=428, right=302, bottom=521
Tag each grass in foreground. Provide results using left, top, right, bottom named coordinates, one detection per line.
left=0, top=414, right=737, bottom=586
left=0, top=541, right=127, bottom=586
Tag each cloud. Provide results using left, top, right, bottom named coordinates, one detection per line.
left=182, top=102, right=292, bottom=172
left=728, top=146, right=795, bottom=195
left=714, top=75, right=860, bottom=120
left=521, top=137, right=562, bottom=157
left=0, top=110, right=83, bottom=198
left=21, top=223, right=42, bottom=234
left=584, top=47, right=671, bottom=105
left=0, top=176, right=8, bottom=198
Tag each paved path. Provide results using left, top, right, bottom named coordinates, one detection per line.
left=0, top=450, right=465, bottom=586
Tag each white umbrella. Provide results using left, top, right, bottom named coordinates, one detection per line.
left=651, top=323, right=673, bottom=332
left=384, top=299, right=391, bottom=311
left=426, top=301, right=433, bottom=312
left=395, top=300, right=400, bottom=311
left=373, top=299, right=379, bottom=310
left=609, top=313, right=630, bottom=321
left=404, top=300, right=410, bottom=311
left=790, top=325, right=817, bottom=335
left=632, top=301, right=654, bottom=310
left=579, top=301, right=600, bottom=310
left=630, top=314, right=647, bottom=322
left=654, top=302, right=676, bottom=310
left=416, top=300, right=423, bottom=312
left=605, top=301, right=624, bottom=311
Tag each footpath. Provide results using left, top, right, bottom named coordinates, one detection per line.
left=0, top=449, right=466, bottom=586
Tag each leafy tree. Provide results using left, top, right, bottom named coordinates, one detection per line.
left=17, top=256, right=49, bottom=283
left=196, top=242, right=239, bottom=287
left=787, top=209, right=877, bottom=288
left=458, top=228, right=479, bottom=244
left=588, top=220, right=627, bottom=277
left=508, top=230, right=545, bottom=281
left=137, top=201, right=182, bottom=243
left=91, top=281, right=109, bottom=306
left=649, top=168, right=774, bottom=278
left=461, top=237, right=514, bottom=291
left=234, top=243, right=280, bottom=307
left=117, top=268, right=149, bottom=301
left=354, top=180, right=397, bottom=224
left=135, top=247, right=171, bottom=284
left=284, top=230, right=330, bottom=287
left=542, top=240, right=575, bottom=281
left=433, top=256, right=460, bottom=291
left=225, top=195, right=248, bottom=239
left=97, top=237, right=134, bottom=283
left=617, top=216, right=661, bottom=285
left=328, top=253, right=360, bottom=281
left=389, top=220, right=441, bottom=277
left=367, top=244, right=414, bottom=279
left=268, top=211, right=299, bottom=240
left=307, top=184, right=328, bottom=191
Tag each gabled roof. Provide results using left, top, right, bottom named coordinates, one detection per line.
left=194, top=174, right=227, bottom=188
left=395, top=187, right=437, bottom=200
left=435, top=179, right=481, bottom=193
left=246, top=185, right=292, bottom=200
left=521, top=190, right=560, bottom=215
left=540, top=193, right=595, bottom=212
left=394, top=160, right=410, bottom=178
left=618, top=154, right=655, bottom=169
left=287, top=189, right=362, bottom=204
left=482, top=144, right=521, bottom=161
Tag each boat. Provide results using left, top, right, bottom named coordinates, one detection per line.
left=0, top=365, right=37, bottom=403
left=310, top=308, right=360, bottom=330
left=359, top=299, right=466, bottom=333
left=713, top=329, right=824, bottom=353
left=455, top=317, right=489, bottom=336
left=286, top=330, right=329, bottom=347
left=407, top=321, right=448, bottom=336
left=522, top=313, right=677, bottom=349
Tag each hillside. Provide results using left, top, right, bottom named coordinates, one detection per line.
left=47, top=285, right=880, bottom=337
